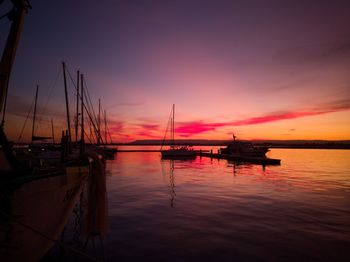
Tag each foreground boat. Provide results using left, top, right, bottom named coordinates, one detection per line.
left=0, top=164, right=90, bottom=261
left=0, top=2, right=104, bottom=260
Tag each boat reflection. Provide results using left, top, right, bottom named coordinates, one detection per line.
left=57, top=155, right=109, bottom=261
left=161, top=159, right=176, bottom=207
left=227, top=160, right=267, bottom=176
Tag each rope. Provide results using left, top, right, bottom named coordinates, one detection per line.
left=0, top=10, right=11, bottom=20
left=106, top=123, right=113, bottom=144
left=41, top=68, right=62, bottom=117
left=17, top=96, right=35, bottom=142
left=160, top=108, right=173, bottom=150
left=83, top=79, right=104, bottom=144
left=66, top=66, right=97, bottom=143
left=0, top=209, right=101, bottom=261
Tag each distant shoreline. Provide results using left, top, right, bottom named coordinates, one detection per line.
left=14, top=140, right=350, bottom=150
left=113, top=145, right=350, bottom=150
left=111, top=140, right=350, bottom=150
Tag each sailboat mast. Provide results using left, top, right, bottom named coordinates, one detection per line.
left=172, top=104, right=175, bottom=146
left=31, top=84, right=39, bottom=142
left=51, top=118, right=55, bottom=144
left=80, top=74, right=85, bottom=154
left=89, top=119, right=93, bottom=143
left=0, top=2, right=30, bottom=126
left=0, top=1, right=30, bottom=170
left=104, top=110, right=107, bottom=145
left=62, top=62, right=72, bottom=147
left=98, top=98, right=101, bottom=145
left=75, top=70, right=80, bottom=143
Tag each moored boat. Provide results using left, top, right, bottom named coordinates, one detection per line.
left=161, top=145, right=196, bottom=159
left=220, top=134, right=268, bottom=158
left=160, top=104, right=196, bottom=159
left=210, top=134, right=281, bottom=165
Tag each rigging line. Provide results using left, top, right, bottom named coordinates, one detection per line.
left=41, top=67, right=62, bottom=117
left=83, top=79, right=102, bottom=143
left=83, top=78, right=99, bottom=129
left=82, top=87, right=96, bottom=136
left=160, top=109, right=173, bottom=150
left=17, top=97, right=35, bottom=142
left=0, top=210, right=101, bottom=262
left=83, top=126, right=93, bottom=144
left=81, top=91, right=100, bottom=144
left=66, top=65, right=79, bottom=94
left=106, top=121, right=113, bottom=144
left=66, top=71, right=100, bottom=145
left=0, top=10, right=11, bottom=20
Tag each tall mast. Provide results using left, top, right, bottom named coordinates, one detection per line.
left=0, top=1, right=30, bottom=126
left=31, top=84, right=39, bottom=143
left=98, top=98, right=101, bottom=145
left=75, top=70, right=80, bottom=143
left=0, top=1, right=30, bottom=170
left=172, top=104, right=175, bottom=146
left=51, top=118, right=55, bottom=144
left=104, top=110, right=107, bottom=145
left=89, top=119, right=93, bottom=143
left=80, top=74, right=85, bottom=154
left=62, top=61, right=72, bottom=149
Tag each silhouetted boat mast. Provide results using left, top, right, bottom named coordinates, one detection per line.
left=31, top=84, right=39, bottom=143
left=75, top=70, right=80, bottom=143
left=62, top=61, right=72, bottom=150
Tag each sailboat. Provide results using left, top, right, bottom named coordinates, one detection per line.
left=0, top=2, right=94, bottom=261
left=93, top=100, right=117, bottom=159
left=160, top=104, right=196, bottom=159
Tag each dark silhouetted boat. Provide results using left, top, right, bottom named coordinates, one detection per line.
left=161, top=104, right=196, bottom=159
left=220, top=134, right=269, bottom=158
left=213, top=134, right=281, bottom=165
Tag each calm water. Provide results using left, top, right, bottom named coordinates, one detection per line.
left=62, top=148, right=350, bottom=261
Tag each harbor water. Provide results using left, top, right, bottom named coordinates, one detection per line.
left=58, top=147, right=350, bottom=261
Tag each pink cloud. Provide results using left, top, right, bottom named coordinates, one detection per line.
left=109, top=121, right=124, bottom=132
left=230, top=110, right=331, bottom=126
left=175, top=121, right=226, bottom=136
left=136, top=131, right=160, bottom=139
left=174, top=100, right=350, bottom=136
left=140, top=124, right=159, bottom=131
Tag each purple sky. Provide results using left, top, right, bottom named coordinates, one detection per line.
left=1, top=0, right=350, bottom=142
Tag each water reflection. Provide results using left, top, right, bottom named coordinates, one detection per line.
left=226, top=160, right=266, bottom=176
left=161, top=160, right=176, bottom=208
left=45, top=159, right=109, bottom=261
left=91, top=148, right=350, bottom=261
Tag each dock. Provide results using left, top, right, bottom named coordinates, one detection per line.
left=197, top=152, right=281, bottom=165
left=116, top=149, right=281, bottom=165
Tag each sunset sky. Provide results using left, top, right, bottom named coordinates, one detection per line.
left=1, top=0, right=350, bottom=142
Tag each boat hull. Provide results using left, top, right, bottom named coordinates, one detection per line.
left=161, top=149, right=196, bottom=159
left=0, top=166, right=89, bottom=262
